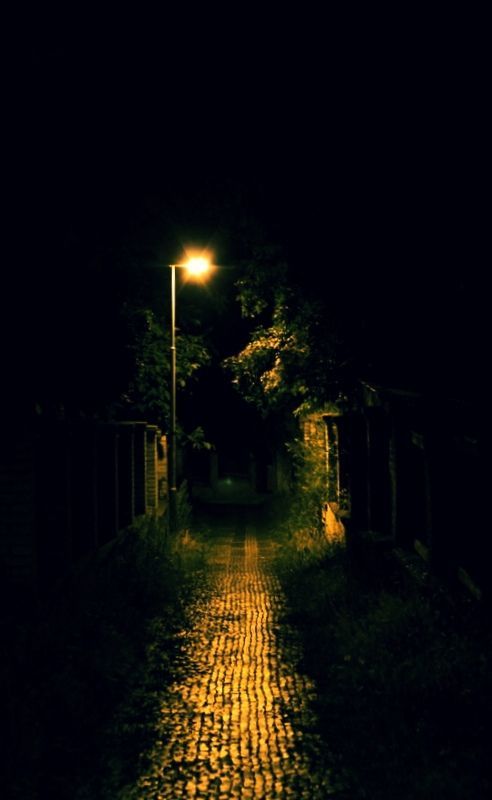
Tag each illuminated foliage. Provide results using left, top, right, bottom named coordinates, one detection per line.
left=225, top=316, right=309, bottom=413
left=226, top=253, right=353, bottom=539
left=110, top=306, right=210, bottom=432
left=225, top=256, right=351, bottom=417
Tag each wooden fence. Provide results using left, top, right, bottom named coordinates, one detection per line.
left=0, top=419, right=167, bottom=590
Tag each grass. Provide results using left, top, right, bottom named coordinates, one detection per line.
left=3, top=515, right=208, bottom=800
left=275, top=525, right=492, bottom=800
left=6, top=493, right=490, bottom=799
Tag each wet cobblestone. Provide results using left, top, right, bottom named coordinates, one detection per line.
left=126, top=524, right=338, bottom=798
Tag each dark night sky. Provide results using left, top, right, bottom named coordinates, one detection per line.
left=3, top=24, right=487, bottom=425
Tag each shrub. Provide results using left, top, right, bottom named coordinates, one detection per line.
left=4, top=513, right=207, bottom=800
left=276, top=533, right=492, bottom=800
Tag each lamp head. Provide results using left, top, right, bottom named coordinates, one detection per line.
left=184, top=256, right=210, bottom=276
left=171, top=250, right=214, bottom=282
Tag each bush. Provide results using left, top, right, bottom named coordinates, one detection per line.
left=3, top=514, right=207, bottom=800
left=276, top=534, right=492, bottom=800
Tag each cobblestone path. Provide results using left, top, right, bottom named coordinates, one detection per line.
left=127, top=519, right=339, bottom=799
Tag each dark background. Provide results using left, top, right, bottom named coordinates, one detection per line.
left=3, top=22, right=487, bottom=431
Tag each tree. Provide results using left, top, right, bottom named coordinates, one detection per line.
left=107, top=304, right=211, bottom=437
left=224, top=251, right=352, bottom=531
left=224, top=252, right=352, bottom=419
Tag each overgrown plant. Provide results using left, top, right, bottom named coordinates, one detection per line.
left=108, top=305, right=211, bottom=440
left=283, top=433, right=329, bottom=538
left=225, top=253, right=351, bottom=543
left=276, top=535, right=492, bottom=800
left=4, top=514, right=207, bottom=800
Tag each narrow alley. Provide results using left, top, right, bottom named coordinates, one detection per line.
left=126, top=512, right=338, bottom=799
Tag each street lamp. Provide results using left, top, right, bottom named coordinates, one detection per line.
left=168, top=254, right=213, bottom=531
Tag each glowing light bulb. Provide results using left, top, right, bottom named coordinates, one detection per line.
left=184, top=257, right=210, bottom=276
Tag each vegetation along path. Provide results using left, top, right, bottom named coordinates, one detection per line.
left=124, top=509, right=342, bottom=799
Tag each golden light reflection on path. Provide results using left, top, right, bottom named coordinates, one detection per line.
left=126, top=524, right=337, bottom=799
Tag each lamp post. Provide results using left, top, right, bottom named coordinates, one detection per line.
left=168, top=255, right=212, bottom=531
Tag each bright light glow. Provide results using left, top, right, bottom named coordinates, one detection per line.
left=184, top=256, right=211, bottom=276
left=170, top=251, right=214, bottom=281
